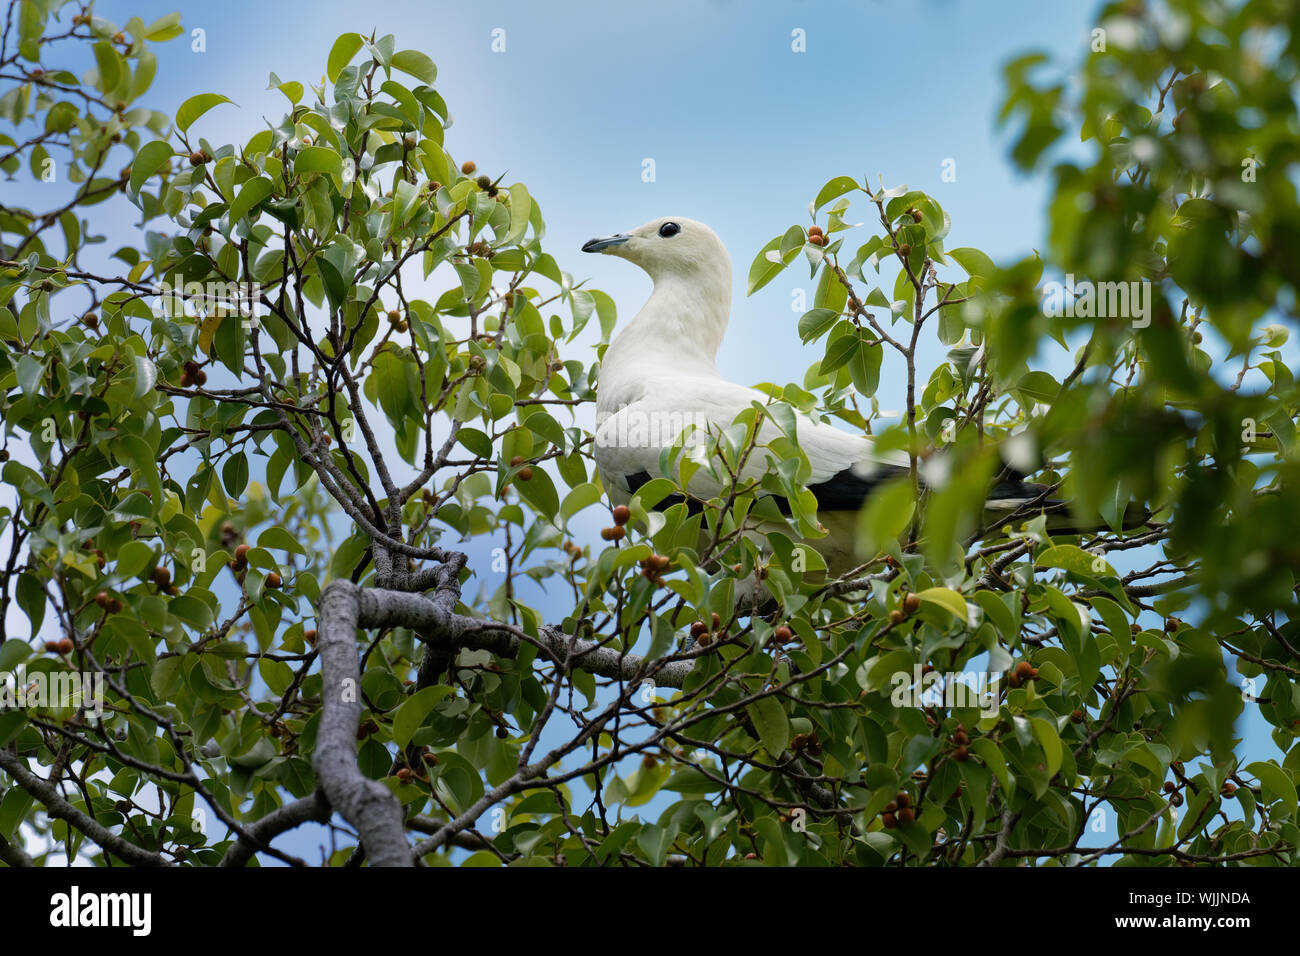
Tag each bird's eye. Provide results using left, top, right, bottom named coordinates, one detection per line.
left=658, top=221, right=681, bottom=238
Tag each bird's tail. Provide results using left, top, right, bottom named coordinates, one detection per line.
left=982, top=478, right=1150, bottom=536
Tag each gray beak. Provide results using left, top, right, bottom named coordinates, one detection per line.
left=582, top=233, right=631, bottom=253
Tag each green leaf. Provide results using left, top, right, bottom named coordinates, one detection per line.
left=947, top=247, right=996, bottom=279
left=1030, top=716, right=1062, bottom=776
left=294, top=146, right=341, bottom=177
left=175, top=93, right=234, bottom=132
left=257, top=526, right=307, bottom=557
left=814, top=175, right=860, bottom=211
left=228, top=176, right=273, bottom=224
left=391, top=50, right=437, bottom=85
left=129, top=140, right=173, bottom=194
left=130, top=354, right=156, bottom=401
left=327, top=33, right=364, bottom=83
left=91, top=41, right=122, bottom=95
left=393, top=686, right=452, bottom=747
left=1246, top=761, right=1297, bottom=819
left=797, top=308, right=838, bottom=343
left=916, top=587, right=968, bottom=623
left=746, top=696, right=789, bottom=756
left=1037, top=544, right=1113, bottom=577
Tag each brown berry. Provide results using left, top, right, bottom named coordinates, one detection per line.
left=807, top=225, right=823, bottom=237
left=908, top=208, right=923, bottom=223
left=82, top=312, right=98, bottom=329
left=902, top=592, right=920, bottom=614
left=881, top=812, right=898, bottom=829
left=690, top=621, right=708, bottom=638
left=808, top=234, right=825, bottom=246
left=1163, top=781, right=1176, bottom=792
left=189, top=151, right=207, bottom=166
left=95, top=591, right=110, bottom=609
left=953, top=745, right=969, bottom=762
left=461, top=161, right=476, bottom=174
left=889, top=609, right=905, bottom=625
left=1221, top=782, right=1236, bottom=798
left=1015, top=661, right=1034, bottom=680
left=44, top=640, right=60, bottom=653
left=898, top=807, right=915, bottom=825
left=57, top=638, right=74, bottom=654
left=898, top=243, right=912, bottom=256
left=397, top=768, right=412, bottom=781
left=304, top=629, right=317, bottom=645
left=600, top=526, right=625, bottom=542
left=517, top=466, right=533, bottom=481
left=896, top=791, right=911, bottom=807
left=1070, top=709, right=1084, bottom=723
left=774, top=625, right=793, bottom=642
left=265, top=571, right=282, bottom=588
left=953, top=729, right=969, bottom=746
left=151, top=565, right=171, bottom=586
left=612, top=505, right=631, bottom=526
left=1169, top=792, right=1183, bottom=807
left=422, top=752, right=438, bottom=766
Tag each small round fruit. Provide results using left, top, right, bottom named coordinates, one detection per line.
left=908, top=208, right=923, bottom=223
left=57, top=638, right=74, bottom=654
left=151, top=565, right=171, bottom=585
left=461, top=160, right=477, bottom=174
left=808, top=234, right=825, bottom=246
left=807, top=225, right=823, bottom=237
left=612, top=505, right=631, bottom=526
left=1070, top=709, right=1084, bottom=723
left=517, top=466, right=533, bottom=481
left=189, top=151, right=207, bottom=166
left=95, top=591, right=110, bottom=609
left=898, top=243, right=912, bottom=256
left=1015, top=661, right=1034, bottom=680
left=1221, top=782, right=1236, bottom=798
left=896, top=790, right=911, bottom=807
left=265, top=572, right=283, bottom=588
left=889, top=609, right=905, bottom=625
left=902, top=592, right=920, bottom=614
left=774, top=625, right=793, bottom=642
left=898, top=807, right=915, bottom=825
left=422, top=752, right=439, bottom=766
left=82, top=312, right=98, bottom=329
left=1169, top=792, right=1184, bottom=807
left=953, top=745, right=969, bottom=762
left=304, top=629, right=317, bottom=645
left=1163, top=781, right=1176, bottom=792
left=44, top=640, right=60, bottom=653
left=397, top=768, right=412, bottom=782
left=234, top=544, right=251, bottom=560
left=495, top=726, right=508, bottom=739
left=690, top=621, right=708, bottom=638
left=881, top=812, right=898, bottom=829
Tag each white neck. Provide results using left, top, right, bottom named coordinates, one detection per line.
left=601, top=261, right=732, bottom=388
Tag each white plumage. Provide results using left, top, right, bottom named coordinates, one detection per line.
left=584, top=216, right=907, bottom=577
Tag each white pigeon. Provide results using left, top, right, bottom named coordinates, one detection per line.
left=583, top=216, right=913, bottom=579
left=581, top=216, right=1127, bottom=584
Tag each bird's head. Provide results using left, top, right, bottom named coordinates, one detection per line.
left=582, top=217, right=729, bottom=283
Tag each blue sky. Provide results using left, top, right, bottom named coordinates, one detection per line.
left=13, top=0, right=1278, bottom=862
